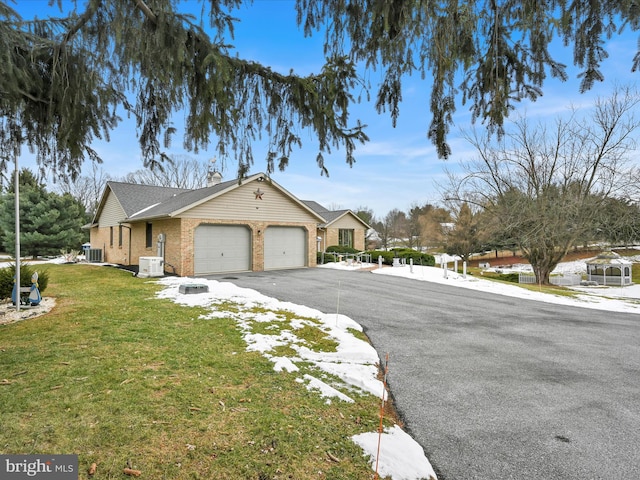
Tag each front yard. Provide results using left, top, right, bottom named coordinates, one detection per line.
left=0, top=264, right=390, bottom=479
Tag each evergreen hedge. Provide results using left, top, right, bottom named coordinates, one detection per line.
left=318, top=245, right=361, bottom=264
left=365, top=248, right=435, bottom=266
left=326, top=245, right=360, bottom=254
left=317, top=246, right=436, bottom=267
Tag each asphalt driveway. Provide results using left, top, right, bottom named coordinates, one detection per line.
left=207, top=268, right=640, bottom=480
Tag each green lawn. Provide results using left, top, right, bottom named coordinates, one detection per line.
left=0, top=265, right=390, bottom=479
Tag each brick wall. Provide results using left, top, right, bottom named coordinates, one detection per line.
left=325, top=228, right=339, bottom=249
left=92, top=218, right=319, bottom=276
left=354, top=228, right=365, bottom=251
left=179, top=218, right=317, bottom=276
left=128, top=219, right=183, bottom=275
left=89, top=225, right=130, bottom=264
left=323, top=227, right=365, bottom=251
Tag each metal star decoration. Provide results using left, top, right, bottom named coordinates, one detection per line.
left=254, top=188, right=264, bottom=200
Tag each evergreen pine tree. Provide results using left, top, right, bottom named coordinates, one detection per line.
left=0, top=169, right=87, bottom=257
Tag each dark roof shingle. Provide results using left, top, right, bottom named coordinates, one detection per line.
left=126, top=178, right=238, bottom=220
left=106, top=182, right=189, bottom=217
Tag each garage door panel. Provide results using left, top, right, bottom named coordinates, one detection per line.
left=194, top=225, right=251, bottom=274
left=264, top=227, right=306, bottom=270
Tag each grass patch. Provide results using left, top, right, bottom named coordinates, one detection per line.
left=347, top=328, right=370, bottom=344
left=470, top=267, right=586, bottom=298
left=269, top=345, right=299, bottom=358
left=294, top=324, right=339, bottom=353
left=0, top=265, right=387, bottom=479
left=243, top=307, right=340, bottom=353
left=514, top=282, right=579, bottom=297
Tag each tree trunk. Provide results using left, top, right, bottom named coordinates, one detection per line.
left=532, top=263, right=552, bottom=285
left=525, top=243, right=571, bottom=286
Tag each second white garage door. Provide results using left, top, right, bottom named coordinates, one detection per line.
left=264, top=226, right=307, bottom=270
left=194, top=225, right=251, bottom=274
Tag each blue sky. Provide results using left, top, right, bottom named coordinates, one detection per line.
left=14, top=1, right=640, bottom=218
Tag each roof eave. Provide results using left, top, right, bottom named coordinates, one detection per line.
left=126, top=213, right=173, bottom=223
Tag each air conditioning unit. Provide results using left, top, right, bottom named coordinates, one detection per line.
left=138, top=256, right=164, bottom=278
left=86, top=248, right=103, bottom=263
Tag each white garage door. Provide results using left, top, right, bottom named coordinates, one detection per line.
left=264, top=227, right=307, bottom=270
left=194, top=225, right=251, bottom=274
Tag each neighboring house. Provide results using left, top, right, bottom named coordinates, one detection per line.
left=301, top=201, right=369, bottom=252
left=88, top=172, right=367, bottom=276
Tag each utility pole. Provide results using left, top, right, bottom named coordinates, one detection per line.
left=14, top=158, right=20, bottom=312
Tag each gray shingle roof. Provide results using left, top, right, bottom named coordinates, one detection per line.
left=301, top=200, right=369, bottom=228
left=303, top=200, right=345, bottom=221
left=301, top=200, right=330, bottom=214
left=97, top=174, right=326, bottom=224
left=106, top=182, right=190, bottom=217
left=323, top=210, right=351, bottom=224
left=96, top=172, right=376, bottom=226
left=126, top=178, right=239, bottom=220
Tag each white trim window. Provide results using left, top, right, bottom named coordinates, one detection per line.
left=338, top=229, right=354, bottom=248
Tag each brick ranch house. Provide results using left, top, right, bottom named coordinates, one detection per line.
left=88, top=172, right=369, bottom=276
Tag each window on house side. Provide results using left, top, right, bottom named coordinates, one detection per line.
left=338, top=229, right=354, bottom=248
left=110, top=226, right=113, bottom=247
left=118, top=225, right=123, bottom=247
left=146, top=222, right=153, bottom=248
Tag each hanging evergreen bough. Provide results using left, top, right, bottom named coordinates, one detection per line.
left=1, top=0, right=639, bottom=179
left=0, top=0, right=368, bottom=180
left=296, top=0, right=640, bottom=158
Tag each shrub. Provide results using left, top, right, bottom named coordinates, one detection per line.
left=365, top=249, right=435, bottom=266
left=497, top=272, right=520, bottom=283
left=366, top=250, right=394, bottom=265
left=393, top=248, right=436, bottom=266
left=317, top=252, right=338, bottom=264
left=319, top=246, right=361, bottom=264
left=0, top=262, right=49, bottom=300
left=326, top=245, right=360, bottom=254
left=481, top=271, right=520, bottom=283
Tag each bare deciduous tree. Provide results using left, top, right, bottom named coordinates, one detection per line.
left=406, top=203, right=431, bottom=251
left=419, top=206, right=452, bottom=249
left=448, top=86, right=640, bottom=284
left=53, top=163, right=110, bottom=216
left=118, top=155, right=211, bottom=189
left=445, top=202, right=485, bottom=263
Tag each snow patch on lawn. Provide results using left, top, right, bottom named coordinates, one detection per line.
left=156, top=275, right=436, bottom=480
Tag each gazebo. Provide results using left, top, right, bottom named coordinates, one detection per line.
left=586, top=251, right=633, bottom=286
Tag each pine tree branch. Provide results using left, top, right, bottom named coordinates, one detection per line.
left=17, top=89, right=47, bottom=104
left=62, top=0, right=102, bottom=44
left=135, top=0, right=157, bottom=25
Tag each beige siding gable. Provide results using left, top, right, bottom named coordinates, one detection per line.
left=330, top=214, right=365, bottom=229
left=180, top=181, right=319, bottom=223
left=98, top=190, right=127, bottom=227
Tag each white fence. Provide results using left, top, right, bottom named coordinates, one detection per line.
left=519, top=272, right=583, bottom=286
left=585, top=275, right=632, bottom=286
